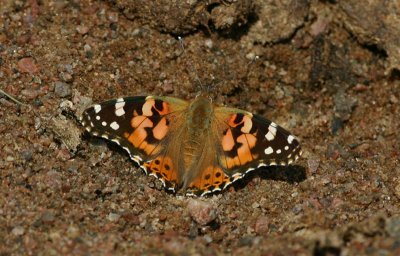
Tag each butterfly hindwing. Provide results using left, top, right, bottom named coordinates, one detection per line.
left=185, top=165, right=232, bottom=196
left=215, top=107, right=302, bottom=183
left=80, top=96, right=188, bottom=191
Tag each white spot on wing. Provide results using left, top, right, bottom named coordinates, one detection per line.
left=264, top=146, right=274, bottom=155
left=268, top=124, right=277, bottom=134
left=133, top=155, right=143, bottom=161
left=287, top=135, right=295, bottom=144
left=94, top=104, right=101, bottom=113
left=115, top=108, right=125, bottom=117
left=110, top=121, right=119, bottom=130
left=265, top=124, right=277, bottom=141
left=285, top=146, right=289, bottom=150
left=232, top=173, right=243, bottom=179
left=111, top=139, right=120, bottom=145
left=245, top=168, right=255, bottom=173
left=257, top=163, right=267, bottom=168
left=276, top=149, right=281, bottom=154
left=115, top=100, right=126, bottom=116
left=139, top=166, right=148, bottom=175
left=96, top=116, right=100, bottom=120
left=265, top=131, right=275, bottom=141
left=101, top=121, right=107, bottom=126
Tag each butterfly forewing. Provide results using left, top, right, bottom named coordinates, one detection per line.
left=80, top=96, right=188, bottom=190
left=215, top=107, right=302, bottom=182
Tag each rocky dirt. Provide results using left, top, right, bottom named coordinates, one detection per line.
left=1, top=0, right=399, bottom=255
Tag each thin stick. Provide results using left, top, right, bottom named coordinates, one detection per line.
left=0, top=89, right=26, bottom=106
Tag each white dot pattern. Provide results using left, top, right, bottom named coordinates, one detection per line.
left=94, top=104, right=101, bottom=113
left=115, top=100, right=126, bottom=117
left=264, top=146, right=274, bottom=155
left=110, top=121, right=119, bottom=130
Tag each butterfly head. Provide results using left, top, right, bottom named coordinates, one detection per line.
left=194, top=91, right=213, bottom=103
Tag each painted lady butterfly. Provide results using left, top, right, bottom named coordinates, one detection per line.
left=80, top=95, right=302, bottom=196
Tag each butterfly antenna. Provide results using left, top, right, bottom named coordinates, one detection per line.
left=178, top=36, right=204, bottom=94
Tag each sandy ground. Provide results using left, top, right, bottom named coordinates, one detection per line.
left=1, top=0, right=400, bottom=255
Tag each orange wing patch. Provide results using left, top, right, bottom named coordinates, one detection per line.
left=142, top=98, right=170, bottom=116
left=125, top=116, right=153, bottom=147
left=143, top=156, right=178, bottom=189
left=228, top=114, right=253, bottom=133
left=221, top=114, right=259, bottom=170
left=221, top=133, right=258, bottom=169
left=186, top=166, right=231, bottom=196
left=123, top=98, right=171, bottom=156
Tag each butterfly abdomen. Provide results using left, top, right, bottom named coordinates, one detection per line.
left=176, top=97, right=219, bottom=189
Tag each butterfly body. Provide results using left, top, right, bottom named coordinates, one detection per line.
left=81, top=95, right=302, bottom=196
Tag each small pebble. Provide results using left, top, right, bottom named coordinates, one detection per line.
left=41, top=211, right=55, bottom=224
left=66, top=225, right=80, bottom=239
left=187, top=199, right=217, bottom=226
left=18, top=57, right=39, bottom=74
left=84, top=44, right=92, bottom=52
left=310, top=16, right=328, bottom=37
left=54, top=81, right=72, bottom=98
left=204, top=39, right=213, bottom=49
left=394, top=182, right=400, bottom=199
left=108, top=12, right=118, bottom=23
left=246, top=52, right=256, bottom=60
left=11, top=226, right=25, bottom=236
left=76, top=25, right=89, bottom=35
left=59, top=72, right=73, bottom=82
left=108, top=213, right=121, bottom=222
left=292, top=204, right=303, bottom=214
left=386, top=217, right=400, bottom=238
left=21, top=89, right=39, bottom=99
left=307, top=158, right=320, bottom=174
left=254, top=216, right=269, bottom=235
left=390, top=95, right=399, bottom=104
left=203, top=234, right=213, bottom=244
left=162, top=83, right=174, bottom=94
left=21, top=150, right=33, bottom=161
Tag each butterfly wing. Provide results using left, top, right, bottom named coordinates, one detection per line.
left=212, top=107, right=302, bottom=190
left=184, top=106, right=302, bottom=197
left=80, top=96, right=189, bottom=191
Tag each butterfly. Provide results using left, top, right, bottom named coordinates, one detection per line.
left=80, top=95, right=302, bottom=196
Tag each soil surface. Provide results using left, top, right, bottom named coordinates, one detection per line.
left=1, top=0, right=400, bottom=255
